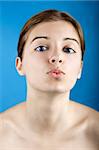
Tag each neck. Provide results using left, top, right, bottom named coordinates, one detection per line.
left=25, top=87, right=70, bottom=135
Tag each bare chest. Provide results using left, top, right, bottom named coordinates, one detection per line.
left=0, top=128, right=98, bottom=150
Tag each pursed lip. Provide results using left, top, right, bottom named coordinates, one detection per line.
left=46, top=68, right=65, bottom=75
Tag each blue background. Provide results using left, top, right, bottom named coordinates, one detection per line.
left=0, top=1, right=99, bottom=112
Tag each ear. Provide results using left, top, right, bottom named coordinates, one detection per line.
left=15, top=57, right=25, bottom=76
left=77, top=61, right=83, bottom=79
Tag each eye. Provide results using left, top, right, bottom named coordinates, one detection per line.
left=34, top=46, right=48, bottom=52
left=63, top=47, right=76, bottom=54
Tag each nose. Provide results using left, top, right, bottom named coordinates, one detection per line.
left=48, top=55, right=63, bottom=65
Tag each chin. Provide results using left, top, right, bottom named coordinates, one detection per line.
left=40, top=85, right=70, bottom=93
left=33, top=79, right=77, bottom=93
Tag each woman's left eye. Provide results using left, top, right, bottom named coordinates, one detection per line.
left=34, top=46, right=48, bottom=52
left=63, top=47, right=76, bottom=54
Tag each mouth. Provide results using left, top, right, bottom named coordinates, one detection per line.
left=47, top=69, right=65, bottom=79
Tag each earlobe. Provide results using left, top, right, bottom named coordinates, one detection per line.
left=77, top=70, right=82, bottom=79
left=77, top=61, right=83, bottom=79
left=15, top=57, right=25, bottom=76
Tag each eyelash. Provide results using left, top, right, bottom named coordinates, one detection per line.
left=34, top=45, right=76, bottom=54
left=34, top=46, right=49, bottom=52
left=63, top=47, right=76, bottom=54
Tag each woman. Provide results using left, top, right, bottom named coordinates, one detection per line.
left=0, top=9, right=99, bottom=149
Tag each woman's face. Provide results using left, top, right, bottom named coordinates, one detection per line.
left=18, top=21, right=82, bottom=93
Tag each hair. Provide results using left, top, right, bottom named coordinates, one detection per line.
left=17, top=9, right=85, bottom=60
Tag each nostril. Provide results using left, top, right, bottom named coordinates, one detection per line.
left=59, top=60, right=62, bottom=63
left=52, top=59, right=55, bottom=63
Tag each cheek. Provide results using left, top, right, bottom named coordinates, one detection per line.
left=65, top=58, right=81, bottom=77
left=63, top=59, right=81, bottom=90
left=22, top=53, right=46, bottom=78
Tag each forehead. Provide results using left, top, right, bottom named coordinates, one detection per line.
left=27, top=20, right=80, bottom=43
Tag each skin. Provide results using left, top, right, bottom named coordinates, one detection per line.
left=0, top=21, right=99, bottom=150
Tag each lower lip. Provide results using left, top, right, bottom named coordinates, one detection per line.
left=48, top=72, right=64, bottom=78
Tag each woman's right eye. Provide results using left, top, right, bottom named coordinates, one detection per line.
left=34, top=46, right=48, bottom=52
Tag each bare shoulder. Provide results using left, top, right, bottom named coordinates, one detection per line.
left=0, top=102, right=25, bottom=118
left=70, top=100, right=99, bottom=137
left=70, top=100, right=99, bottom=116
left=0, top=113, right=3, bottom=131
left=0, top=102, right=26, bottom=133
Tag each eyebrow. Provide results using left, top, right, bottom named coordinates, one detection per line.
left=31, top=36, right=80, bottom=45
left=31, top=36, right=49, bottom=43
left=63, top=37, right=80, bottom=45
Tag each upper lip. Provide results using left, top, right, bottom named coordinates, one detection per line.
left=47, top=68, right=65, bottom=75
